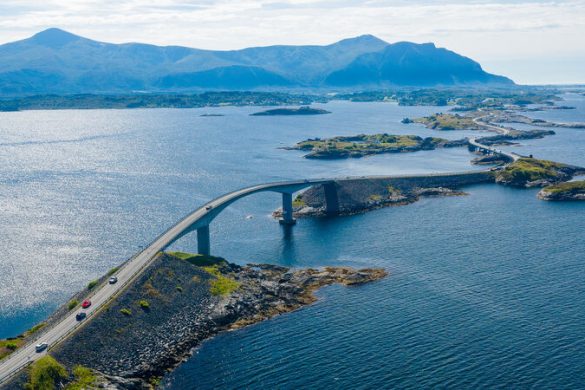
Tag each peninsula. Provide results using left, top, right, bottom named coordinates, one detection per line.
left=1, top=252, right=386, bottom=389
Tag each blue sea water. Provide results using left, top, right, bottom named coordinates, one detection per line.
left=0, top=97, right=584, bottom=388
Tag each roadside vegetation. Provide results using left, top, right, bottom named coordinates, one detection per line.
left=25, top=355, right=68, bottom=390
left=87, top=280, right=99, bottom=290
left=541, top=180, right=585, bottom=194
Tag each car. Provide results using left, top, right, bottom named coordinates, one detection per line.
left=35, top=342, right=48, bottom=353
left=205, top=205, right=213, bottom=210
left=75, top=312, right=87, bottom=321
left=81, top=299, right=91, bottom=309
left=108, top=276, right=118, bottom=284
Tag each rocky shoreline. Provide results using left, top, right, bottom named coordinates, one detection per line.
left=537, top=180, right=585, bottom=201
left=4, top=254, right=386, bottom=389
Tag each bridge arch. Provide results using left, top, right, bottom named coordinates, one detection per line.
left=164, top=180, right=339, bottom=255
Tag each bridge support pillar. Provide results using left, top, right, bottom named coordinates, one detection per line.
left=279, top=192, right=296, bottom=225
left=324, top=182, right=339, bottom=216
left=197, top=225, right=211, bottom=256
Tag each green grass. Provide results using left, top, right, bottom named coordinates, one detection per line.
left=87, top=279, right=98, bottom=290
left=120, top=308, right=132, bottom=316
left=543, top=180, right=585, bottom=194
left=168, top=252, right=226, bottom=267
left=201, top=265, right=240, bottom=296
left=0, top=339, right=24, bottom=360
left=27, top=322, right=46, bottom=335
left=26, top=355, right=67, bottom=390
left=138, top=300, right=150, bottom=310
left=292, top=195, right=306, bottom=208
left=497, top=158, right=568, bottom=184
left=64, top=365, right=96, bottom=390
left=67, top=299, right=79, bottom=311
left=209, top=276, right=240, bottom=296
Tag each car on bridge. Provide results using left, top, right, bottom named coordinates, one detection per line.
left=81, top=299, right=91, bottom=309
left=35, top=342, right=48, bottom=353
left=108, top=276, right=118, bottom=284
left=75, top=312, right=87, bottom=321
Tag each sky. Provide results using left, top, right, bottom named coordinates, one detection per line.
left=0, top=0, right=584, bottom=84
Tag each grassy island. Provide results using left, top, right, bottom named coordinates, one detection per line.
left=406, top=113, right=483, bottom=130
left=538, top=181, right=585, bottom=201
left=287, top=133, right=462, bottom=159
left=495, top=158, right=583, bottom=187
left=251, top=106, right=330, bottom=116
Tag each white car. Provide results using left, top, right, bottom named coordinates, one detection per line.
left=35, top=342, right=48, bottom=353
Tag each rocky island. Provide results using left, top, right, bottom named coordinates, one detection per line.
left=285, top=133, right=465, bottom=159
left=538, top=181, right=585, bottom=201
left=494, top=158, right=585, bottom=187
left=2, top=252, right=386, bottom=389
left=250, top=106, right=331, bottom=116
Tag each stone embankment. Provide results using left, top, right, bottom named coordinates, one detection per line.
left=276, top=172, right=493, bottom=217
left=10, top=253, right=386, bottom=389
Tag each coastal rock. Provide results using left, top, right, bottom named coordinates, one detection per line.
left=45, top=254, right=386, bottom=389
left=537, top=181, right=585, bottom=201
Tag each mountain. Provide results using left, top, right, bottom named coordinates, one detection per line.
left=325, top=42, right=512, bottom=86
left=0, top=28, right=514, bottom=95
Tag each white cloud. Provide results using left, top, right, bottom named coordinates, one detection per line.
left=0, top=0, right=584, bottom=83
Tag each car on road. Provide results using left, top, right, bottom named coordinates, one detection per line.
left=205, top=205, right=213, bottom=210
left=81, top=299, right=91, bottom=309
left=35, top=342, right=48, bottom=353
left=75, top=312, right=87, bottom=321
left=108, top=276, right=118, bottom=284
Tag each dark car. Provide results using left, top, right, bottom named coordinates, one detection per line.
left=81, top=299, right=91, bottom=309
left=205, top=205, right=213, bottom=210
left=76, top=312, right=87, bottom=321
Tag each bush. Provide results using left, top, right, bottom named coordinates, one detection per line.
left=67, top=300, right=79, bottom=311
left=169, top=252, right=226, bottom=267
left=87, top=280, right=98, bottom=290
left=5, top=342, right=17, bottom=350
left=138, top=300, right=150, bottom=310
left=27, top=355, right=67, bottom=390
left=176, top=286, right=183, bottom=292
left=107, top=267, right=120, bottom=276
left=120, top=308, right=132, bottom=316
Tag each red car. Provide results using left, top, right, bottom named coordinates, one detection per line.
left=81, top=299, right=91, bottom=309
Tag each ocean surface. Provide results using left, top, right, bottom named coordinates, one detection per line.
left=1, top=95, right=584, bottom=388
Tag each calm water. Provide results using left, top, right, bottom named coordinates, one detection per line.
left=1, top=97, right=584, bottom=389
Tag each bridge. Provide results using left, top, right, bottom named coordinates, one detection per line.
left=0, top=138, right=509, bottom=385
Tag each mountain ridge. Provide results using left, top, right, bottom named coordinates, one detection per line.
left=0, top=28, right=514, bottom=95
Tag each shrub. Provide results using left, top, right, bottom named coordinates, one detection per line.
left=169, top=252, right=226, bottom=267
left=107, top=267, right=120, bottom=276
left=27, top=355, right=67, bottom=390
left=87, top=280, right=98, bottom=290
left=138, top=300, right=150, bottom=309
left=176, top=286, right=183, bottom=292
left=5, top=342, right=17, bottom=351
left=67, top=299, right=79, bottom=311
left=120, top=308, right=132, bottom=316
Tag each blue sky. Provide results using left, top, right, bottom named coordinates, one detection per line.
left=0, top=0, right=584, bottom=84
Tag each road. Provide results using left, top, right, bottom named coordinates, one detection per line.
left=0, top=170, right=503, bottom=385
left=471, top=114, right=521, bottom=161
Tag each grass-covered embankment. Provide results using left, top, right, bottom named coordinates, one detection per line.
left=538, top=180, right=585, bottom=201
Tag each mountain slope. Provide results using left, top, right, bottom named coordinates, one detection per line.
left=325, top=42, right=513, bottom=86
left=0, top=28, right=515, bottom=95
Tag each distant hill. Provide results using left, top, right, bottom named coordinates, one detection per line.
left=0, top=28, right=514, bottom=95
